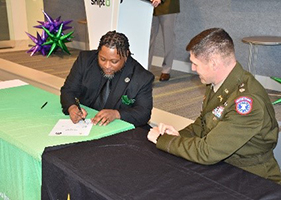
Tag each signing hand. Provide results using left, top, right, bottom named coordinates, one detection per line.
left=91, top=109, right=120, bottom=126
left=68, top=105, right=88, bottom=124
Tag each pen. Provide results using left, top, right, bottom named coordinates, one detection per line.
left=74, top=97, right=85, bottom=121
left=41, top=101, right=48, bottom=109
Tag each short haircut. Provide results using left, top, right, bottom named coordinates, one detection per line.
left=98, top=30, right=131, bottom=58
left=186, top=28, right=235, bottom=61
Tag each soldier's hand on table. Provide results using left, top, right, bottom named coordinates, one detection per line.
left=147, top=127, right=161, bottom=144
left=158, top=123, right=179, bottom=136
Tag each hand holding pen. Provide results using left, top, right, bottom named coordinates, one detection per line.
left=68, top=101, right=87, bottom=124
left=75, top=97, right=86, bottom=122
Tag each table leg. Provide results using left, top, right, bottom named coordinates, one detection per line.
left=247, top=43, right=258, bottom=76
left=247, top=43, right=253, bottom=73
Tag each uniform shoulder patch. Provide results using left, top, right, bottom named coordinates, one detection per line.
left=235, top=96, right=253, bottom=115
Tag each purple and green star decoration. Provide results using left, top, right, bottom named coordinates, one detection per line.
left=26, top=10, right=73, bottom=57
left=26, top=31, right=50, bottom=56
left=42, top=23, right=74, bottom=57
left=34, top=10, right=72, bottom=34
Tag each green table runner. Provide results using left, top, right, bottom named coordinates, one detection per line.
left=0, top=84, right=134, bottom=200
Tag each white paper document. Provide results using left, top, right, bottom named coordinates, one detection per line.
left=0, top=79, right=28, bottom=89
left=49, top=119, right=93, bottom=136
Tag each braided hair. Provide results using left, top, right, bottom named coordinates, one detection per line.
left=98, top=30, right=131, bottom=58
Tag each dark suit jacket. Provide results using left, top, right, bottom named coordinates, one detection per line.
left=60, top=50, right=155, bottom=127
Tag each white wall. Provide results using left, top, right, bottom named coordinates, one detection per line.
left=5, top=0, right=44, bottom=47
left=26, top=0, right=44, bottom=37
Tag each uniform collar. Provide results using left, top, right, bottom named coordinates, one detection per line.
left=217, top=62, right=245, bottom=95
left=213, top=80, right=224, bottom=93
left=202, top=62, right=245, bottom=114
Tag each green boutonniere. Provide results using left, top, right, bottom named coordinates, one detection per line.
left=121, top=95, right=135, bottom=105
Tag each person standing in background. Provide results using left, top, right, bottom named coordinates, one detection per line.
left=149, top=0, right=180, bottom=81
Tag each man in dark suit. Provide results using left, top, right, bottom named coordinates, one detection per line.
left=61, top=31, right=155, bottom=128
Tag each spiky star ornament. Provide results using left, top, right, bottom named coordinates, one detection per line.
left=34, top=10, right=72, bottom=34
left=26, top=10, right=73, bottom=56
left=42, top=23, right=74, bottom=57
left=26, top=31, right=50, bottom=56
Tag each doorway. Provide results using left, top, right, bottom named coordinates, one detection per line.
left=0, top=0, right=14, bottom=48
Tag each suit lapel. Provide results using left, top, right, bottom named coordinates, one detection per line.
left=88, top=57, right=105, bottom=106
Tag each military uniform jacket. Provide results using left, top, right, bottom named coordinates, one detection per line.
left=157, top=63, right=281, bottom=184
left=60, top=50, right=154, bottom=127
left=154, top=0, right=180, bottom=16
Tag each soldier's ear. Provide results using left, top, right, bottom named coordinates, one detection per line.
left=210, top=57, right=218, bottom=71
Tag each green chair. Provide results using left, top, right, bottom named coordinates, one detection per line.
left=271, top=76, right=281, bottom=105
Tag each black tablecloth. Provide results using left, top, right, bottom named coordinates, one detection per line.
left=42, top=128, right=281, bottom=200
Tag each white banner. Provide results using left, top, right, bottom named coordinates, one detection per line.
left=84, top=0, right=119, bottom=49
left=84, top=0, right=153, bottom=69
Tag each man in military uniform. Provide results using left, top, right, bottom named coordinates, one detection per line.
left=147, top=28, right=281, bottom=184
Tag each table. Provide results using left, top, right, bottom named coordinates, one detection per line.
left=242, top=36, right=281, bottom=104
left=0, top=80, right=134, bottom=200
left=42, top=128, right=281, bottom=200
left=242, top=36, right=281, bottom=75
